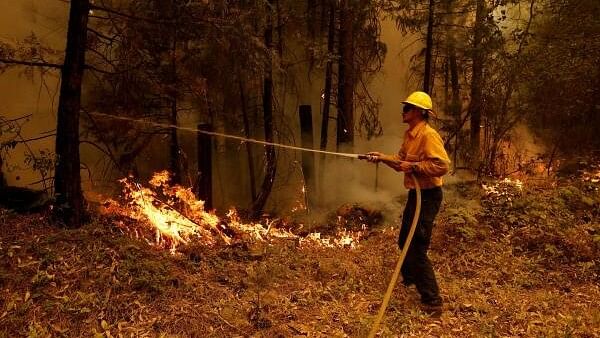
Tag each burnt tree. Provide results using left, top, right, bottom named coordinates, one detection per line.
left=54, top=0, right=90, bottom=227
left=423, top=0, right=435, bottom=93
left=320, top=1, right=335, bottom=153
left=252, top=0, right=277, bottom=219
left=239, top=77, right=257, bottom=201
left=299, top=105, right=316, bottom=210
left=336, top=0, right=355, bottom=148
left=196, top=124, right=213, bottom=209
left=319, top=1, right=336, bottom=200
left=168, top=1, right=182, bottom=184
left=468, top=0, right=486, bottom=168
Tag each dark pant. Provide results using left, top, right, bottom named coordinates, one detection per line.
left=398, top=187, right=443, bottom=306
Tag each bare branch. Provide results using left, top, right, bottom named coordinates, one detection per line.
left=0, top=58, right=62, bottom=69
left=90, top=4, right=175, bottom=24
left=17, top=134, right=57, bottom=143
left=85, top=64, right=116, bottom=75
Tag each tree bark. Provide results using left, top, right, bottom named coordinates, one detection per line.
left=299, top=105, right=316, bottom=211
left=318, top=1, right=336, bottom=204
left=468, top=0, right=486, bottom=169
left=169, top=98, right=181, bottom=184
left=336, top=0, right=354, bottom=148
left=423, top=0, right=435, bottom=93
left=197, top=124, right=213, bottom=209
left=169, top=13, right=181, bottom=184
left=53, top=0, right=89, bottom=228
left=449, top=39, right=461, bottom=167
left=320, top=1, right=335, bottom=153
left=252, top=0, right=277, bottom=219
left=0, top=154, right=5, bottom=188
left=239, top=77, right=257, bottom=201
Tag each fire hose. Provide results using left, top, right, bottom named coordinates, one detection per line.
left=359, top=154, right=422, bottom=337
left=368, top=174, right=421, bottom=337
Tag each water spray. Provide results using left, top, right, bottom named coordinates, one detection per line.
left=89, top=112, right=364, bottom=159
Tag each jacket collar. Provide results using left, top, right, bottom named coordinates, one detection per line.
left=407, top=120, right=427, bottom=139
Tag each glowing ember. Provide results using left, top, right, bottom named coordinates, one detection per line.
left=103, top=171, right=362, bottom=253
left=582, top=167, right=600, bottom=184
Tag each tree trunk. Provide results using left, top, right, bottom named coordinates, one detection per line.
left=423, top=0, right=435, bottom=93
left=443, top=58, right=449, bottom=109
left=239, top=77, right=257, bottom=201
left=252, top=0, right=277, bottom=219
left=299, top=105, right=316, bottom=211
left=169, top=98, right=181, bottom=184
left=169, top=18, right=181, bottom=184
left=449, top=40, right=461, bottom=167
left=468, top=0, right=486, bottom=169
left=307, top=0, right=317, bottom=40
left=319, top=1, right=335, bottom=203
left=53, top=0, right=89, bottom=228
left=197, top=124, right=213, bottom=209
left=320, top=1, right=335, bottom=153
left=0, top=154, right=5, bottom=188
left=336, top=0, right=354, bottom=149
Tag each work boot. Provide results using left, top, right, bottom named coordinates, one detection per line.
left=402, top=278, right=415, bottom=287
left=420, top=303, right=442, bottom=318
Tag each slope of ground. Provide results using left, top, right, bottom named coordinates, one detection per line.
left=1, top=175, right=599, bottom=337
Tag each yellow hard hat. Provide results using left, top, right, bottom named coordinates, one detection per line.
left=402, top=91, right=433, bottom=111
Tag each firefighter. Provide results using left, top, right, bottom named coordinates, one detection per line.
left=366, top=91, right=450, bottom=316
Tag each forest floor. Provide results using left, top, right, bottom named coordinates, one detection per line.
left=1, top=165, right=600, bottom=337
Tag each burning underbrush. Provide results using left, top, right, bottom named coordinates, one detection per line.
left=100, top=171, right=363, bottom=253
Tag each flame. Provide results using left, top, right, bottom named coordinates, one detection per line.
left=102, top=171, right=362, bottom=253
left=291, top=184, right=308, bottom=213
left=482, top=177, right=524, bottom=196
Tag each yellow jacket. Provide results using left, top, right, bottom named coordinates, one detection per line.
left=396, top=121, right=450, bottom=189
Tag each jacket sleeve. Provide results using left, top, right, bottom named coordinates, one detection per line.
left=415, top=131, right=450, bottom=177
left=397, top=140, right=407, bottom=161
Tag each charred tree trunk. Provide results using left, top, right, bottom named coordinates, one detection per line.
left=336, top=0, right=354, bottom=149
left=468, top=0, right=486, bottom=169
left=0, top=154, right=5, bottom=188
left=169, top=98, right=181, bottom=184
left=252, top=1, right=277, bottom=219
left=53, top=0, right=89, bottom=228
left=319, top=1, right=336, bottom=203
left=197, top=124, right=213, bottom=210
left=320, top=2, right=335, bottom=153
left=169, top=20, right=181, bottom=184
left=449, top=41, right=461, bottom=167
left=307, top=0, right=317, bottom=41
left=275, top=0, right=284, bottom=56
left=423, top=0, right=435, bottom=93
left=442, top=0, right=462, bottom=167
left=299, top=105, right=316, bottom=211
left=239, top=77, right=257, bottom=201
left=443, top=59, right=449, bottom=109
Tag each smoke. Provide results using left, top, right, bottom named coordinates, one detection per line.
left=314, top=131, right=410, bottom=222
left=0, top=1, right=66, bottom=189
left=0, top=4, right=455, bottom=225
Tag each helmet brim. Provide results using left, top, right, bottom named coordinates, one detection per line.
left=402, top=101, right=437, bottom=117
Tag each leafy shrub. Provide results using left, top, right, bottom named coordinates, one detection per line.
left=480, top=179, right=599, bottom=279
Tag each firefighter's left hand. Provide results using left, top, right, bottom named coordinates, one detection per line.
left=365, top=152, right=384, bottom=163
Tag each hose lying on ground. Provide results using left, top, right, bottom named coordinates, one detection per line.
left=368, top=173, right=422, bottom=338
